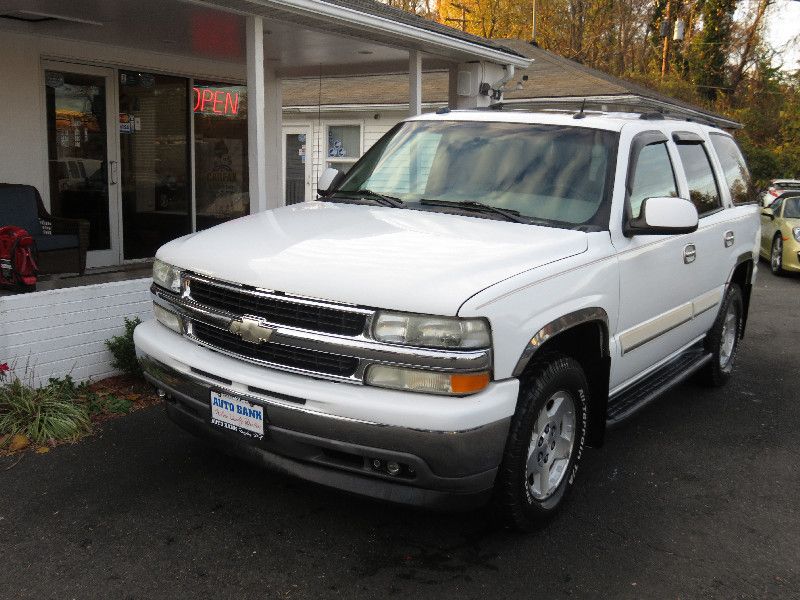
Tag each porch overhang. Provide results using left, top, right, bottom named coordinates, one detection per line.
left=195, top=0, right=531, bottom=72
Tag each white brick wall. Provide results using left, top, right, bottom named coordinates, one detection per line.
left=0, top=278, right=152, bottom=386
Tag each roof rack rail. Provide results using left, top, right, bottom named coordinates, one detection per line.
left=480, top=96, right=740, bottom=129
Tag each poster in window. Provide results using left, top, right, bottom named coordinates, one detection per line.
left=195, top=137, right=247, bottom=220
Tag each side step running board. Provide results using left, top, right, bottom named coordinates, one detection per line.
left=606, top=343, right=712, bottom=426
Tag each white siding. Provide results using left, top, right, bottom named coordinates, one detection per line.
left=0, top=279, right=152, bottom=385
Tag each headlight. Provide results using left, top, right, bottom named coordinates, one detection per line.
left=793, top=227, right=800, bottom=242
left=365, top=365, right=490, bottom=395
left=152, top=259, right=182, bottom=293
left=372, top=311, right=490, bottom=349
left=153, top=303, right=183, bottom=333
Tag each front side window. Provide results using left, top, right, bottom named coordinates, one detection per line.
left=628, top=142, right=678, bottom=218
left=784, top=197, right=800, bottom=219
left=334, top=120, right=618, bottom=228
left=710, top=134, right=753, bottom=205
left=676, top=143, right=722, bottom=215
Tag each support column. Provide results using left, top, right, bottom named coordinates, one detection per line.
left=409, top=50, right=422, bottom=117
left=448, top=63, right=459, bottom=109
left=246, top=15, right=267, bottom=213
left=264, top=64, right=282, bottom=209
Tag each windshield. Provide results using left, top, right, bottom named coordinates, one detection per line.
left=784, top=197, right=800, bottom=219
left=332, top=120, right=618, bottom=228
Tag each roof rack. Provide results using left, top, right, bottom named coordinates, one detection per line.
left=485, top=95, right=740, bottom=129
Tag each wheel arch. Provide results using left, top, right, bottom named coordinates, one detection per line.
left=512, top=308, right=611, bottom=447
left=727, top=252, right=754, bottom=337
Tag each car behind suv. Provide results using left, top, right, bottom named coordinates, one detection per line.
left=134, top=109, right=759, bottom=530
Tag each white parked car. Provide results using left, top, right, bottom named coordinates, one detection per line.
left=134, top=110, right=760, bottom=530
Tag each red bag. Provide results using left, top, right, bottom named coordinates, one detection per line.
left=0, top=226, right=38, bottom=291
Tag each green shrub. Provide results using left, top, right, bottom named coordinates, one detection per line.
left=0, top=375, right=91, bottom=444
left=85, top=391, right=133, bottom=416
left=105, top=317, right=143, bottom=378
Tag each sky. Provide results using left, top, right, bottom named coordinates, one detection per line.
left=765, top=0, right=800, bottom=71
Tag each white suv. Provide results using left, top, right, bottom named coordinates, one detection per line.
left=134, top=109, right=759, bottom=530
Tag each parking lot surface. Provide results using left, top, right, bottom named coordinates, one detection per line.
left=1, top=266, right=798, bottom=599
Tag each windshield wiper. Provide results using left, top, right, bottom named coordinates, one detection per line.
left=418, top=199, right=532, bottom=224
left=331, top=189, right=406, bottom=208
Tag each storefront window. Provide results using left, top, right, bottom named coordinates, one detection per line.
left=327, top=125, right=361, bottom=172
left=119, top=71, right=191, bottom=260
left=193, top=81, right=248, bottom=230
left=44, top=71, right=111, bottom=252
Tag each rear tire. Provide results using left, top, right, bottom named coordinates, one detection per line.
left=493, top=353, right=588, bottom=531
left=698, top=284, right=742, bottom=387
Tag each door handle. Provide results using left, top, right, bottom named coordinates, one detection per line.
left=683, top=244, right=696, bottom=264
left=724, top=230, right=735, bottom=247
left=109, top=160, right=118, bottom=185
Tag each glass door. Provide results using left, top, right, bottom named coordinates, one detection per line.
left=118, top=71, right=191, bottom=260
left=283, top=126, right=312, bottom=205
left=44, top=63, right=120, bottom=268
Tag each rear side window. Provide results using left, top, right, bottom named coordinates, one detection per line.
left=710, top=134, right=753, bottom=205
left=629, top=142, right=678, bottom=218
left=676, top=143, right=721, bottom=215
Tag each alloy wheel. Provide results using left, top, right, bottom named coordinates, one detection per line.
left=525, top=390, right=576, bottom=500
left=719, top=303, right=738, bottom=369
left=772, top=237, right=783, bottom=273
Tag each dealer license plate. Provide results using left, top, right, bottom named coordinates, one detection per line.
left=210, top=391, right=265, bottom=440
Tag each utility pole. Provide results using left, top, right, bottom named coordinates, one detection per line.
left=532, top=0, right=538, bottom=44
left=661, top=0, right=671, bottom=79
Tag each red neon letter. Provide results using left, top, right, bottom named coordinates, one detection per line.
left=201, top=89, right=214, bottom=112
left=192, top=87, right=201, bottom=112
left=212, top=90, right=224, bottom=114
left=224, top=92, right=239, bottom=115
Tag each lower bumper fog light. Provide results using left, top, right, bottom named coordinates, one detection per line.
left=370, top=458, right=412, bottom=478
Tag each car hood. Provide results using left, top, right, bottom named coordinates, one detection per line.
left=158, top=202, right=588, bottom=315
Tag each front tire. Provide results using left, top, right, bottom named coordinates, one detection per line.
left=771, top=235, right=784, bottom=275
left=698, top=283, right=742, bottom=387
left=494, top=353, right=588, bottom=531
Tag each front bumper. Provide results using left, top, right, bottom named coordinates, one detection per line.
left=135, top=320, right=517, bottom=509
left=783, top=236, right=800, bottom=272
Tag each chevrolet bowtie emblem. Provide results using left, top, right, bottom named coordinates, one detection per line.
left=229, top=317, right=275, bottom=344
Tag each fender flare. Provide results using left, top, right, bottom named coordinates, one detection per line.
left=511, top=307, right=610, bottom=378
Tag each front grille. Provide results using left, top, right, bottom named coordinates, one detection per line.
left=189, top=278, right=367, bottom=336
left=192, top=321, right=359, bottom=378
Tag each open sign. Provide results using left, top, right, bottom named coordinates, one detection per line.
left=193, top=87, right=240, bottom=116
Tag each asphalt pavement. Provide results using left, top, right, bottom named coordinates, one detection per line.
left=1, top=264, right=798, bottom=599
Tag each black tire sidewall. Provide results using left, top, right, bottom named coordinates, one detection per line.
left=702, top=284, right=743, bottom=385
left=496, top=355, right=589, bottom=529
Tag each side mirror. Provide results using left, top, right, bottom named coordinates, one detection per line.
left=625, top=197, right=699, bottom=236
left=317, top=167, right=343, bottom=197
left=761, top=208, right=774, bottom=220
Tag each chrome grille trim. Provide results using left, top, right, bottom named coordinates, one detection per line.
left=151, top=282, right=492, bottom=384
left=184, top=273, right=372, bottom=337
